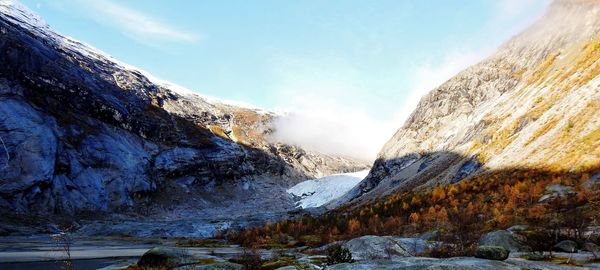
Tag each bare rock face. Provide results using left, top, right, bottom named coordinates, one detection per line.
left=342, top=235, right=412, bottom=260
left=0, top=1, right=367, bottom=221
left=346, top=0, right=600, bottom=203
left=478, top=230, right=530, bottom=252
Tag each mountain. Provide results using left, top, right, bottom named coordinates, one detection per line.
left=231, top=1, right=599, bottom=261
left=0, top=0, right=367, bottom=231
left=343, top=0, right=600, bottom=205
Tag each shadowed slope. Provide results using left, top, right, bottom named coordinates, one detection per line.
left=0, top=2, right=365, bottom=223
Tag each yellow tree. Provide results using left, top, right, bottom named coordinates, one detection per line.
left=437, top=207, right=449, bottom=225
left=409, top=212, right=420, bottom=224
left=347, top=218, right=361, bottom=236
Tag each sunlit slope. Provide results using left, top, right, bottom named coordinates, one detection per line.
left=350, top=0, right=600, bottom=203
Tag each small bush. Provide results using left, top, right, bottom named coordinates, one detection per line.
left=421, top=242, right=455, bottom=258
left=230, top=248, right=262, bottom=270
left=326, top=244, right=353, bottom=265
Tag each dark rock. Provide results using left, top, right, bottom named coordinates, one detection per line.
left=451, top=158, right=481, bottom=183
left=553, top=240, right=578, bottom=253
left=137, top=247, right=196, bottom=269
left=474, top=245, right=509, bottom=261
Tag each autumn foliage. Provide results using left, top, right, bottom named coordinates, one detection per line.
left=228, top=167, right=599, bottom=255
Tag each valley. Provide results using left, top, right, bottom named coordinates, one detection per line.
left=0, top=0, right=599, bottom=269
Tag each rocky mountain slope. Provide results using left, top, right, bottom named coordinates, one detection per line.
left=344, top=0, right=600, bottom=205
left=0, top=0, right=366, bottom=223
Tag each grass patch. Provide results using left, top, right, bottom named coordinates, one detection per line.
left=527, top=51, right=560, bottom=86
left=582, top=128, right=600, bottom=146
left=208, top=124, right=229, bottom=139
left=549, top=256, right=584, bottom=267
left=524, top=118, right=559, bottom=146
left=260, top=256, right=298, bottom=270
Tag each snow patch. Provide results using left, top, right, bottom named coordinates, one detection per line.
left=288, top=170, right=369, bottom=208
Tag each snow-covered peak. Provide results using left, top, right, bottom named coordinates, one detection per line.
left=0, top=0, right=50, bottom=33
left=0, top=0, right=272, bottom=114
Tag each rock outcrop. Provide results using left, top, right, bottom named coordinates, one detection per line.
left=0, top=1, right=366, bottom=222
left=342, top=236, right=413, bottom=260
left=345, top=0, right=600, bottom=203
left=137, top=247, right=196, bottom=269
left=330, top=235, right=431, bottom=260
left=325, top=257, right=539, bottom=270
left=478, top=230, right=530, bottom=252
left=553, top=240, right=578, bottom=253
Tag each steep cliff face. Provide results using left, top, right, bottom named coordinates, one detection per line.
left=345, top=0, right=600, bottom=204
left=0, top=1, right=366, bottom=219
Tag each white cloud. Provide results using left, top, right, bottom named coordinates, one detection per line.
left=263, top=1, right=552, bottom=162
left=268, top=57, right=400, bottom=162
left=270, top=95, right=398, bottom=162
left=80, top=0, right=198, bottom=44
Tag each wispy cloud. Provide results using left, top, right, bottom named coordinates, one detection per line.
left=79, top=0, right=198, bottom=45
left=268, top=48, right=492, bottom=161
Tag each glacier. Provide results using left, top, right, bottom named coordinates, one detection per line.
left=287, top=170, right=370, bottom=208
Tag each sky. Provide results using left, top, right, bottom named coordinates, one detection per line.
left=21, top=0, right=550, bottom=161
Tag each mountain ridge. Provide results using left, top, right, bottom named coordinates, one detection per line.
left=341, top=0, right=600, bottom=206
left=0, top=0, right=367, bottom=229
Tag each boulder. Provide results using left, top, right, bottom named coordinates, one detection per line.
left=394, top=238, right=430, bottom=255
left=137, top=247, right=196, bottom=269
left=342, top=235, right=413, bottom=260
left=538, top=184, right=575, bottom=202
left=553, top=240, right=578, bottom=253
left=478, top=230, right=530, bottom=252
left=474, top=246, right=510, bottom=261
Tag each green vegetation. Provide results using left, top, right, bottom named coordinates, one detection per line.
left=326, top=244, right=353, bottom=265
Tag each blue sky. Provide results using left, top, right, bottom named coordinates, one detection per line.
left=21, top=0, right=550, bottom=160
